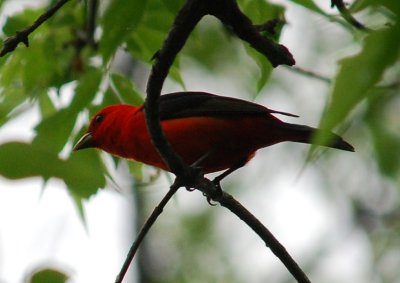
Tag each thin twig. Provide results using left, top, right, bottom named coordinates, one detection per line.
left=207, top=0, right=295, bottom=67
left=254, top=18, right=285, bottom=35
left=331, top=0, right=370, bottom=31
left=145, top=0, right=295, bottom=186
left=85, top=0, right=98, bottom=48
left=145, top=0, right=204, bottom=180
left=288, top=66, right=331, bottom=84
left=115, top=185, right=180, bottom=283
left=288, top=66, right=399, bottom=91
left=0, top=0, right=71, bottom=57
left=376, top=81, right=400, bottom=90
left=220, top=194, right=310, bottom=283
left=141, top=1, right=309, bottom=283
left=194, top=178, right=311, bottom=283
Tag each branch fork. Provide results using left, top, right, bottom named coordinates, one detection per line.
left=134, top=1, right=309, bottom=283
left=0, top=0, right=309, bottom=282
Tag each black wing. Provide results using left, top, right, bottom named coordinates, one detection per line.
left=158, top=92, right=298, bottom=120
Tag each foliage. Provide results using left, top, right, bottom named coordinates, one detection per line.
left=28, top=267, right=69, bottom=283
left=0, top=0, right=399, bottom=282
left=0, top=0, right=289, bottom=204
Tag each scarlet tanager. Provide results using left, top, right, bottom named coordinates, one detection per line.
left=74, top=92, right=354, bottom=181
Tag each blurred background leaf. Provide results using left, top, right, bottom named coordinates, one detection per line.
left=29, top=267, right=69, bottom=283
left=0, top=0, right=399, bottom=282
left=100, top=0, right=147, bottom=61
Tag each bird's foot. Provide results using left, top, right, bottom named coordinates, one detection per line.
left=203, top=179, right=223, bottom=206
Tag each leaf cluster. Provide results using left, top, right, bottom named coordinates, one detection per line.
left=0, top=0, right=288, bottom=204
left=0, top=0, right=399, bottom=282
left=0, top=0, right=397, bottom=220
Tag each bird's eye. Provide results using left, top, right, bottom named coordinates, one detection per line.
left=94, top=115, right=104, bottom=123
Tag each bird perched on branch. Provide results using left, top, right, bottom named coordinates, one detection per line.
left=74, top=92, right=353, bottom=182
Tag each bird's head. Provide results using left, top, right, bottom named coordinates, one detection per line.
left=73, top=104, right=134, bottom=152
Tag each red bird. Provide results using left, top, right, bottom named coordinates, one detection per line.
left=74, top=92, right=353, bottom=180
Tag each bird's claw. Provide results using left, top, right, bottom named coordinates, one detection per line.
left=202, top=179, right=223, bottom=206
left=186, top=186, right=195, bottom=192
left=212, top=180, right=223, bottom=196
left=204, top=193, right=217, bottom=206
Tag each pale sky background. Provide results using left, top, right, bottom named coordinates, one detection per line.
left=0, top=1, right=375, bottom=283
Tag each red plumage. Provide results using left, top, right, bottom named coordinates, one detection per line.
left=74, top=92, right=353, bottom=176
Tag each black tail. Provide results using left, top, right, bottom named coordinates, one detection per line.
left=282, top=123, right=355, bottom=152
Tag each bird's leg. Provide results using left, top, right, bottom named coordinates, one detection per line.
left=184, top=150, right=214, bottom=192
left=209, top=159, right=248, bottom=202
left=191, top=150, right=213, bottom=168
left=188, top=152, right=247, bottom=206
left=213, top=159, right=247, bottom=186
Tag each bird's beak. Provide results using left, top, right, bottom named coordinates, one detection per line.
left=73, top=132, right=94, bottom=151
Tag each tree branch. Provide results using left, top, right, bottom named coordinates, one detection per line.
left=0, top=0, right=71, bottom=57
left=205, top=0, right=295, bottom=67
left=116, top=177, right=311, bottom=283
left=145, top=0, right=295, bottom=182
left=140, top=1, right=308, bottom=283
left=288, top=66, right=331, bottom=83
left=287, top=66, right=399, bottom=90
left=220, top=193, right=310, bottom=283
left=115, top=185, right=180, bottom=283
left=196, top=179, right=311, bottom=283
left=145, top=0, right=204, bottom=182
left=331, top=0, right=370, bottom=31
left=254, top=18, right=284, bottom=35
left=84, top=0, right=98, bottom=49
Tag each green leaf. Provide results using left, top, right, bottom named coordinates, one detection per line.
left=0, top=142, right=105, bottom=198
left=2, top=9, right=42, bottom=36
left=0, top=142, right=62, bottom=180
left=241, top=0, right=284, bottom=24
left=33, top=68, right=101, bottom=153
left=0, top=0, right=5, bottom=12
left=126, top=25, right=168, bottom=61
left=351, top=0, right=400, bottom=18
left=0, top=51, right=24, bottom=87
left=110, top=73, right=144, bottom=105
left=18, top=28, right=74, bottom=91
left=101, top=87, right=123, bottom=106
left=33, top=109, right=77, bottom=154
left=240, top=0, right=284, bottom=93
left=370, top=126, right=400, bottom=178
left=179, top=19, right=238, bottom=71
left=168, top=59, right=186, bottom=88
left=350, top=0, right=376, bottom=12
left=287, top=0, right=329, bottom=17
left=38, top=92, right=56, bottom=119
left=100, top=0, right=148, bottom=61
left=365, top=92, right=400, bottom=179
left=319, top=23, right=400, bottom=134
left=29, top=268, right=69, bottom=283
left=124, top=0, right=186, bottom=85
left=72, top=67, right=102, bottom=111
left=0, top=88, right=27, bottom=126
left=71, top=194, right=88, bottom=226
left=21, top=42, right=54, bottom=91
left=180, top=212, right=214, bottom=242
left=1, top=14, right=77, bottom=92
left=127, top=160, right=143, bottom=182
left=287, top=0, right=352, bottom=29
left=373, top=0, right=400, bottom=16
left=161, top=0, right=184, bottom=14
left=64, top=150, right=106, bottom=198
